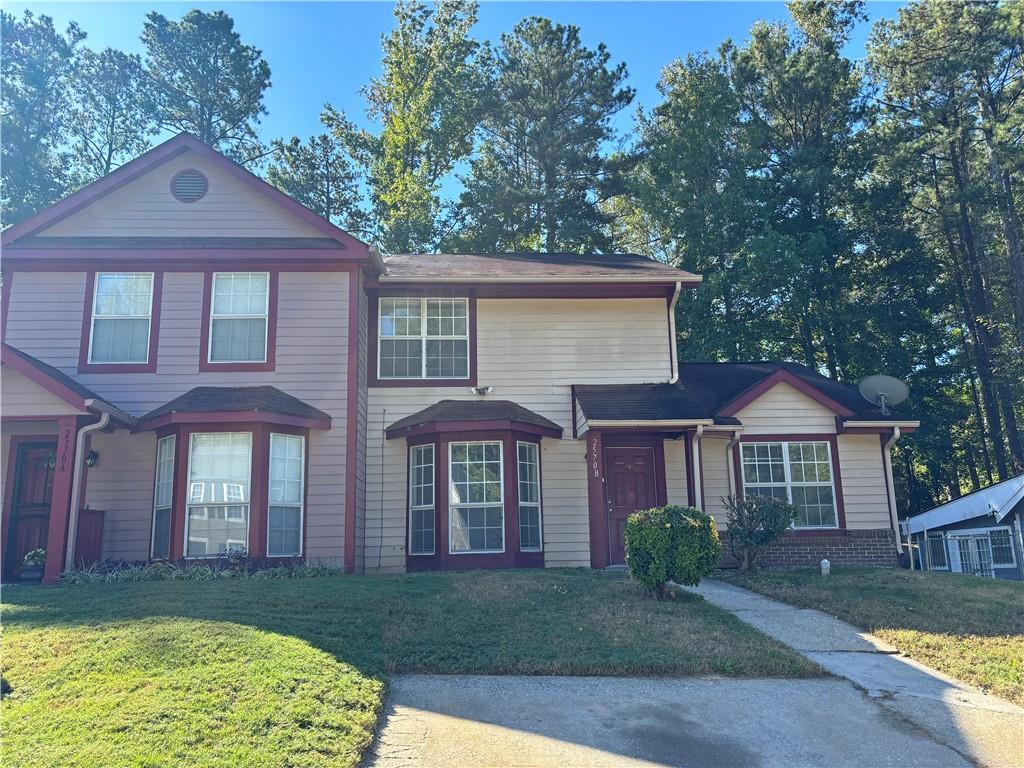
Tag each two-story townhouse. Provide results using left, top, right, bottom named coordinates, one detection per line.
left=0, top=133, right=919, bottom=583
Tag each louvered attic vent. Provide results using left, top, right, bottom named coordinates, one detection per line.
left=170, top=169, right=209, bottom=203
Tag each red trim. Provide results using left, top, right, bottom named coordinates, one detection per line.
left=403, top=430, right=545, bottom=571
left=717, top=369, right=856, bottom=418
left=368, top=294, right=479, bottom=388
left=42, top=416, right=78, bottom=583
left=77, top=271, right=164, bottom=373
left=0, top=345, right=88, bottom=411
left=1, top=434, right=55, bottom=580
left=366, top=282, right=678, bottom=300
left=1, top=271, right=11, bottom=341
left=585, top=430, right=608, bottom=568
left=4, top=252, right=364, bottom=271
left=2, top=133, right=371, bottom=258
left=344, top=270, right=360, bottom=573
left=137, top=410, right=330, bottom=431
left=197, top=270, right=278, bottom=373
left=736, top=434, right=847, bottom=530
left=684, top=431, right=696, bottom=507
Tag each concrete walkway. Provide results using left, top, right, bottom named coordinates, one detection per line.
left=368, top=675, right=972, bottom=768
left=685, top=580, right=1024, bottom=768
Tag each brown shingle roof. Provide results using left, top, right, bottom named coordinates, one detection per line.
left=380, top=252, right=699, bottom=283
left=140, top=386, right=331, bottom=427
left=386, top=399, right=563, bottom=439
left=15, top=236, right=344, bottom=250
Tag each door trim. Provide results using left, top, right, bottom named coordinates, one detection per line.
left=598, top=434, right=669, bottom=567
left=2, top=436, right=57, bottom=580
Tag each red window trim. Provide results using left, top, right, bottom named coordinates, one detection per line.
left=733, top=433, right=847, bottom=531
left=78, top=270, right=164, bottom=373
left=157, top=420, right=309, bottom=561
left=198, top=270, right=279, bottom=373
left=367, top=293, right=478, bottom=387
left=405, top=429, right=544, bottom=571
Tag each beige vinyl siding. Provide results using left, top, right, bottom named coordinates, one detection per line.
left=837, top=434, right=891, bottom=530
left=733, top=382, right=837, bottom=433
left=1, top=366, right=87, bottom=417
left=701, top=435, right=733, bottom=529
left=365, top=297, right=673, bottom=572
left=664, top=437, right=688, bottom=506
left=40, top=153, right=325, bottom=239
left=5, top=270, right=352, bottom=566
left=86, top=430, right=156, bottom=561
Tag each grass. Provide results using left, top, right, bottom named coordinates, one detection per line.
left=718, top=566, right=1024, bottom=706
left=1, top=569, right=817, bottom=768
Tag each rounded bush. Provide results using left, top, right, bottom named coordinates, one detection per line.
left=625, top=505, right=722, bottom=597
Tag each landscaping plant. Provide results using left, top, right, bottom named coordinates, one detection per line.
left=723, top=494, right=797, bottom=571
left=625, top=505, right=721, bottom=598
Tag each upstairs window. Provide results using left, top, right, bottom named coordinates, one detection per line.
left=208, top=272, right=269, bottom=363
left=741, top=441, right=838, bottom=528
left=89, top=272, right=154, bottom=364
left=378, top=297, right=469, bottom=380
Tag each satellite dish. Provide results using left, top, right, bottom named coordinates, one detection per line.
left=858, top=375, right=909, bottom=416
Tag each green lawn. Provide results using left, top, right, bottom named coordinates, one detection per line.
left=1, top=569, right=817, bottom=768
left=719, top=567, right=1024, bottom=706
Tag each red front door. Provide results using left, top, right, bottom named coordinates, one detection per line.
left=4, top=443, right=56, bottom=580
left=604, top=446, right=658, bottom=565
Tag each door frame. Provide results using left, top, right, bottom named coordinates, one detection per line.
left=2, top=436, right=57, bottom=581
left=585, top=431, right=668, bottom=568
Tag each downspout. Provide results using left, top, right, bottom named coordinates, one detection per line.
left=692, top=425, right=705, bottom=509
left=883, top=426, right=904, bottom=555
left=725, top=429, right=742, bottom=498
left=667, top=281, right=681, bottom=384
left=63, top=402, right=111, bottom=572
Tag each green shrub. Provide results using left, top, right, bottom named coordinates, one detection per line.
left=625, top=505, right=722, bottom=598
left=723, top=494, right=797, bottom=571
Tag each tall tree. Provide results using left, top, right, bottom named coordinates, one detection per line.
left=69, top=48, right=155, bottom=182
left=0, top=11, right=84, bottom=227
left=141, top=9, right=271, bottom=163
left=448, top=17, right=634, bottom=253
left=324, top=0, right=488, bottom=253
left=266, top=133, right=366, bottom=234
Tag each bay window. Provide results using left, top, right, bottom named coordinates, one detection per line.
left=741, top=441, right=838, bottom=528
left=449, top=441, right=504, bottom=553
left=378, top=297, right=469, bottom=380
left=150, top=435, right=175, bottom=559
left=408, top=444, right=436, bottom=555
left=88, top=272, right=154, bottom=363
left=186, top=432, right=252, bottom=556
left=208, top=272, right=270, bottom=363
left=517, top=442, right=542, bottom=551
left=268, top=433, right=305, bottom=557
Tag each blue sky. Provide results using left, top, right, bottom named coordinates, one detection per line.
left=10, top=1, right=903, bottom=146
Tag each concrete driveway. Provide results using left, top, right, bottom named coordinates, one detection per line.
left=367, top=675, right=974, bottom=768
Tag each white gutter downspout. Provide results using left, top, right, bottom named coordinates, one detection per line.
left=725, top=429, right=743, bottom=498
left=692, top=425, right=705, bottom=510
left=883, top=426, right=904, bottom=555
left=668, top=281, right=681, bottom=384
left=63, top=402, right=111, bottom=572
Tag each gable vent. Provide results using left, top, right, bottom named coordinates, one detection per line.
left=170, top=169, right=208, bottom=203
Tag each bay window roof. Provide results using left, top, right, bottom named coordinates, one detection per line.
left=385, top=399, right=562, bottom=439
left=138, top=385, right=331, bottom=429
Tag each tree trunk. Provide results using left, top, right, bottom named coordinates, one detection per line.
left=966, top=370, right=995, bottom=484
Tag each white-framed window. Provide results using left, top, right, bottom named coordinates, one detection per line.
left=408, top=444, right=436, bottom=555
left=378, top=297, right=469, bottom=379
left=517, top=441, right=542, bottom=551
left=268, top=433, right=304, bottom=557
left=208, top=272, right=269, bottom=363
left=449, top=441, right=503, bottom=553
left=150, top=435, right=175, bottom=559
left=185, top=432, right=252, bottom=557
left=88, top=272, right=154, bottom=363
left=741, top=441, right=838, bottom=528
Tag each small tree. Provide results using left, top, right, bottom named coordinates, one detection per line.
left=723, top=495, right=796, bottom=572
left=625, top=505, right=721, bottom=599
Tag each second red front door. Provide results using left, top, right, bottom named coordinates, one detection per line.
left=604, top=446, right=658, bottom=565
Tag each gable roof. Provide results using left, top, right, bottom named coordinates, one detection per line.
left=2, top=133, right=383, bottom=271
left=386, top=399, right=563, bottom=439
left=1, top=343, right=133, bottom=424
left=907, top=474, right=1024, bottom=533
left=379, top=252, right=700, bottom=284
left=573, top=362, right=916, bottom=428
left=138, top=385, right=331, bottom=429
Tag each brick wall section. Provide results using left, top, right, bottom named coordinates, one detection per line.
left=721, top=528, right=898, bottom=568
